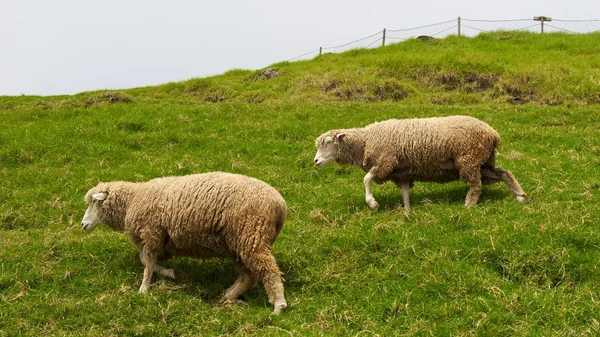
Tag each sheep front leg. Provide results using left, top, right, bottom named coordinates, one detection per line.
left=140, top=253, right=175, bottom=279
left=139, top=254, right=157, bottom=293
left=138, top=241, right=165, bottom=293
left=363, top=171, right=379, bottom=210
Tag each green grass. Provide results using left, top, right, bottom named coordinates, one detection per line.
left=1, top=32, right=600, bottom=336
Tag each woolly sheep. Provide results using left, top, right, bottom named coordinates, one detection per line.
left=81, top=172, right=288, bottom=314
left=314, top=115, right=528, bottom=210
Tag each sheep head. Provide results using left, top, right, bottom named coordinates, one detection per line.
left=81, top=190, right=107, bottom=232
left=314, top=132, right=345, bottom=167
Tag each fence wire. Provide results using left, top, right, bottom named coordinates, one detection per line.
left=460, top=18, right=538, bottom=36
left=322, top=30, right=383, bottom=54
left=386, top=19, right=457, bottom=42
left=288, top=17, right=600, bottom=61
left=547, top=19, right=600, bottom=33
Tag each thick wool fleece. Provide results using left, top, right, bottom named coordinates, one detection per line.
left=318, top=115, right=499, bottom=183
left=85, top=172, right=287, bottom=311
left=85, top=173, right=286, bottom=257
left=316, top=115, right=526, bottom=207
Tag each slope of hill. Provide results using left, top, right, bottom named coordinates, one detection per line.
left=0, top=31, right=599, bottom=336
left=140, top=31, right=600, bottom=105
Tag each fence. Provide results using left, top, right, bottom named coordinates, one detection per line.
left=288, top=17, right=600, bottom=61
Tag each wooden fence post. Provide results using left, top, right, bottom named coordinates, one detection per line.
left=319, top=47, right=322, bottom=56
left=382, top=28, right=386, bottom=47
left=534, top=16, right=552, bottom=34
left=458, top=16, right=461, bottom=36
left=541, top=20, right=545, bottom=33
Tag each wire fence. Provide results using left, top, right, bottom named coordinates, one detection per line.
left=288, top=17, right=600, bottom=61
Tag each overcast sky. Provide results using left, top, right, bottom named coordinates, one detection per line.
left=1, top=0, right=598, bottom=96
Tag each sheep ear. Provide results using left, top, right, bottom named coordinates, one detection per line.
left=92, top=192, right=107, bottom=201
left=336, top=133, right=346, bottom=141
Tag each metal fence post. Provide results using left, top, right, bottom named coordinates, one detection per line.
left=319, top=47, right=322, bottom=56
left=382, top=28, right=386, bottom=47
left=458, top=16, right=461, bottom=36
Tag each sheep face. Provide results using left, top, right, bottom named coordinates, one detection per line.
left=314, top=133, right=344, bottom=167
left=81, top=192, right=107, bottom=232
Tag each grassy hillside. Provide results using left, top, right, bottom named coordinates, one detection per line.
left=1, top=31, right=599, bottom=336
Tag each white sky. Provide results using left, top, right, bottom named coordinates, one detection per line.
left=1, top=0, right=598, bottom=96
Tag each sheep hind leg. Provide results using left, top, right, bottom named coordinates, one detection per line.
left=393, top=180, right=411, bottom=211
left=242, top=248, right=287, bottom=314
left=482, top=167, right=528, bottom=202
left=457, top=162, right=482, bottom=207
left=481, top=166, right=503, bottom=185
left=465, top=180, right=482, bottom=207
left=221, top=263, right=258, bottom=304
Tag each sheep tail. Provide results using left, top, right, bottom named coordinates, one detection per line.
left=483, top=136, right=499, bottom=169
left=274, top=206, right=286, bottom=238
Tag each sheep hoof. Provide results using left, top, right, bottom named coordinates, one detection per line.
left=138, top=286, right=149, bottom=293
left=160, top=269, right=176, bottom=279
left=219, top=296, right=234, bottom=305
left=464, top=199, right=478, bottom=207
left=516, top=194, right=529, bottom=203
left=219, top=297, right=247, bottom=307
left=366, top=199, right=379, bottom=211
left=273, top=301, right=287, bottom=315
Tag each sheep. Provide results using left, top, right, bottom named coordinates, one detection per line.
left=81, top=172, right=288, bottom=314
left=313, top=115, right=528, bottom=211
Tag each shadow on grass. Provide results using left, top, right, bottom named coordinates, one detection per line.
left=112, top=251, right=304, bottom=308
left=348, top=184, right=513, bottom=210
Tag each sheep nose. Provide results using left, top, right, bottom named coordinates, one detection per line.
left=314, top=158, right=318, bottom=163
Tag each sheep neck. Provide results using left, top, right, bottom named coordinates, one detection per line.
left=335, top=129, right=366, bottom=168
